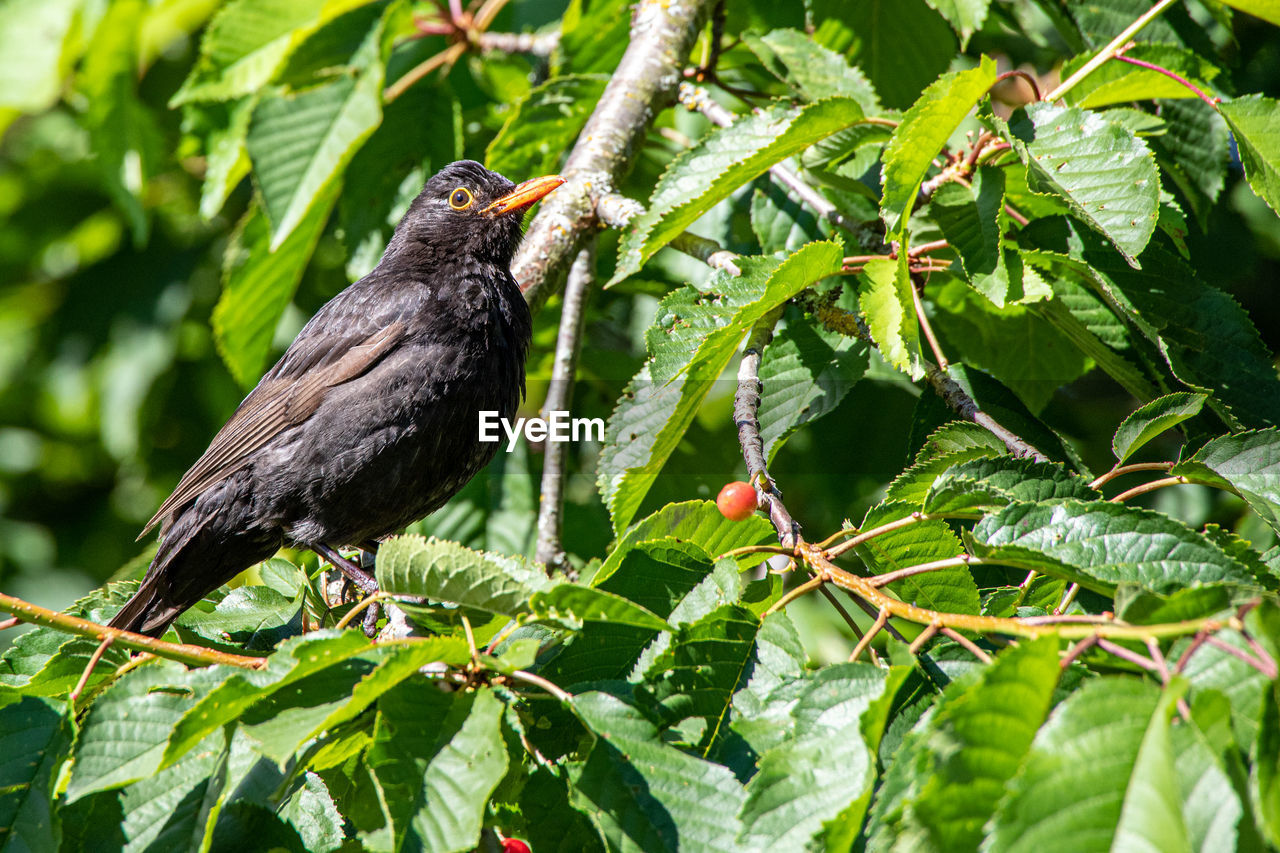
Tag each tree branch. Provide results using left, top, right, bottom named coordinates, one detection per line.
left=0, top=592, right=266, bottom=670
left=536, top=243, right=594, bottom=569
left=514, top=0, right=714, bottom=312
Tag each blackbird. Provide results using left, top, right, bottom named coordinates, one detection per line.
left=108, top=161, right=563, bottom=637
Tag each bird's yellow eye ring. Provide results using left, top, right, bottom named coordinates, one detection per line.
left=448, top=187, right=474, bottom=210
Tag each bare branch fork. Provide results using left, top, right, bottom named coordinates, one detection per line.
left=514, top=0, right=717, bottom=312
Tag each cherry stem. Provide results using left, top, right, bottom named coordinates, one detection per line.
left=1112, top=52, right=1219, bottom=110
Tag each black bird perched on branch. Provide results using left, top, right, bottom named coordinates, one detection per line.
left=108, top=161, right=563, bottom=637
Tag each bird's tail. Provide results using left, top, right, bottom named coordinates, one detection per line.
left=106, top=572, right=187, bottom=638
left=107, top=500, right=279, bottom=638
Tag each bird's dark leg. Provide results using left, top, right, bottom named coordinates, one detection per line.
left=313, top=543, right=378, bottom=596
left=359, top=548, right=381, bottom=637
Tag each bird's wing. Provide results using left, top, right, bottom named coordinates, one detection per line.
left=142, top=320, right=406, bottom=536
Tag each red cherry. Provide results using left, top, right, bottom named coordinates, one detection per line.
left=502, top=839, right=531, bottom=853
left=717, top=481, right=758, bottom=521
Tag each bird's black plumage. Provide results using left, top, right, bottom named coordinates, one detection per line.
left=108, top=161, right=561, bottom=637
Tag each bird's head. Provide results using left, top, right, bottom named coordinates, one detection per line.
left=385, top=160, right=564, bottom=270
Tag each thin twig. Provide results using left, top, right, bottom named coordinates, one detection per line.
left=909, top=623, right=939, bottom=654
left=1060, top=634, right=1099, bottom=669
left=1054, top=582, right=1081, bottom=615
left=335, top=591, right=396, bottom=630
left=1089, top=461, right=1175, bottom=490
left=1110, top=476, right=1187, bottom=503
left=912, top=275, right=949, bottom=370
left=826, top=512, right=926, bottom=558
left=994, top=69, right=1042, bottom=102
left=0, top=616, right=20, bottom=631
left=1113, top=50, right=1219, bottom=108
left=1045, top=0, right=1179, bottom=102
left=1239, top=631, right=1279, bottom=679
left=510, top=669, right=573, bottom=703
left=850, top=609, right=888, bottom=662
left=535, top=243, right=594, bottom=569
left=1097, top=638, right=1161, bottom=673
left=818, top=585, right=865, bottom=640
left=923, top=362, right=1050, bottom=461
left=69, top=635, right=115, bottom=705
left=871, top=555, right=978, bottom=588
left=764, top=575, right=825, bottom=617
left=940, top=627, right=993, bottom=663
left=0, top=592, right=265, bottom=670
left=384, top=42, right=467, bottom=102
left=1205, top=635, right=1277, bottom=678
left=735, top=309, right=800, bottom=546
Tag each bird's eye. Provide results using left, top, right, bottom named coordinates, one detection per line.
left=448, top=187, right=474, bottom=210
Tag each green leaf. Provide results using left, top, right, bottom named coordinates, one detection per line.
left=743, top=28, right=881, bottom=109
left=1003, top=103, right=1161, bottom=266
left=737, top=663, right=896, bottom=849
left=1112, top=392, right=1208, bottom=463
left=930, top=167, right=1009, bottom=305
left=809, top=0, right=957, bottom=109
left=555, top=0, right=630, bottom=74
left=596, top=500, right=776, bottom=586
left=750, top=181, right=830, bottom=254
left=855, top=255, right=921, bottom=377
left=887, top=421, right=1008, bottom=506
left=1022, top=218, right=1280, bottom=428
left=119, top=729, right=230, bottom=853
left=376, top=535, right=550, bottom=617
left=1150, top=99, right=1229, bottom=226
left=599, top=242, right=844, bottom=532
left=757, top=310, right=869, bottom=462
left=1173, top=694, right=1250, bottom=852
left=570, top=692, right=746, bottom=852
left=68, top=660, right=231, bottom=800
left=247, top=15, right=384, bottom=248
left=854, top=500, right=982, bottom=614
left=1060, top=44, right=1222, bottom=109
left=1220, top=94, right=1280, bottom=216
left=1172, top=428, right=1280, bottom=538
left=880, top=56, right=998, bottom=234
left=486, top=74, right=606, bottom=178
left=931, top=278, right=1090, bottom=413
left=530, top=584, right=672, bottom=632
left=238, top=639, right=471, bottom=765
left=279, top=772, right=345, bottom=853
left=925, top=0, right=992, bottom=47
left=367, top=684, right=508, bottom=853
left=985, top=678, right=1184, bottom=852
left=1257, top=680, right=1280, bottom=847
left=162, top=630, right=372, bottom=766
left=212, top=182, right=339, bottom=387
left=198, top=97, right=256, bottom=219
left=637, top=604, right=760, bottom=751
left=1217, top=0, right=1280, bottom=26
left=873, top=637, right=1061, bottom=851
left=612, top=100, right=860, bottom=283
left=968, top=500, right=1267, bottom=595
left=0, top=697, right=69, bottom=852
left=0, top=0, right=78, bottom=112
left=924, top=456, right=1099, bottom=515
left=172, top=0, right=330, bottom=105
left=176, top=584, right=302, bottom=651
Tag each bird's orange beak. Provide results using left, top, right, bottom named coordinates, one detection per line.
left=482, top=175, right=565, bottom=216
